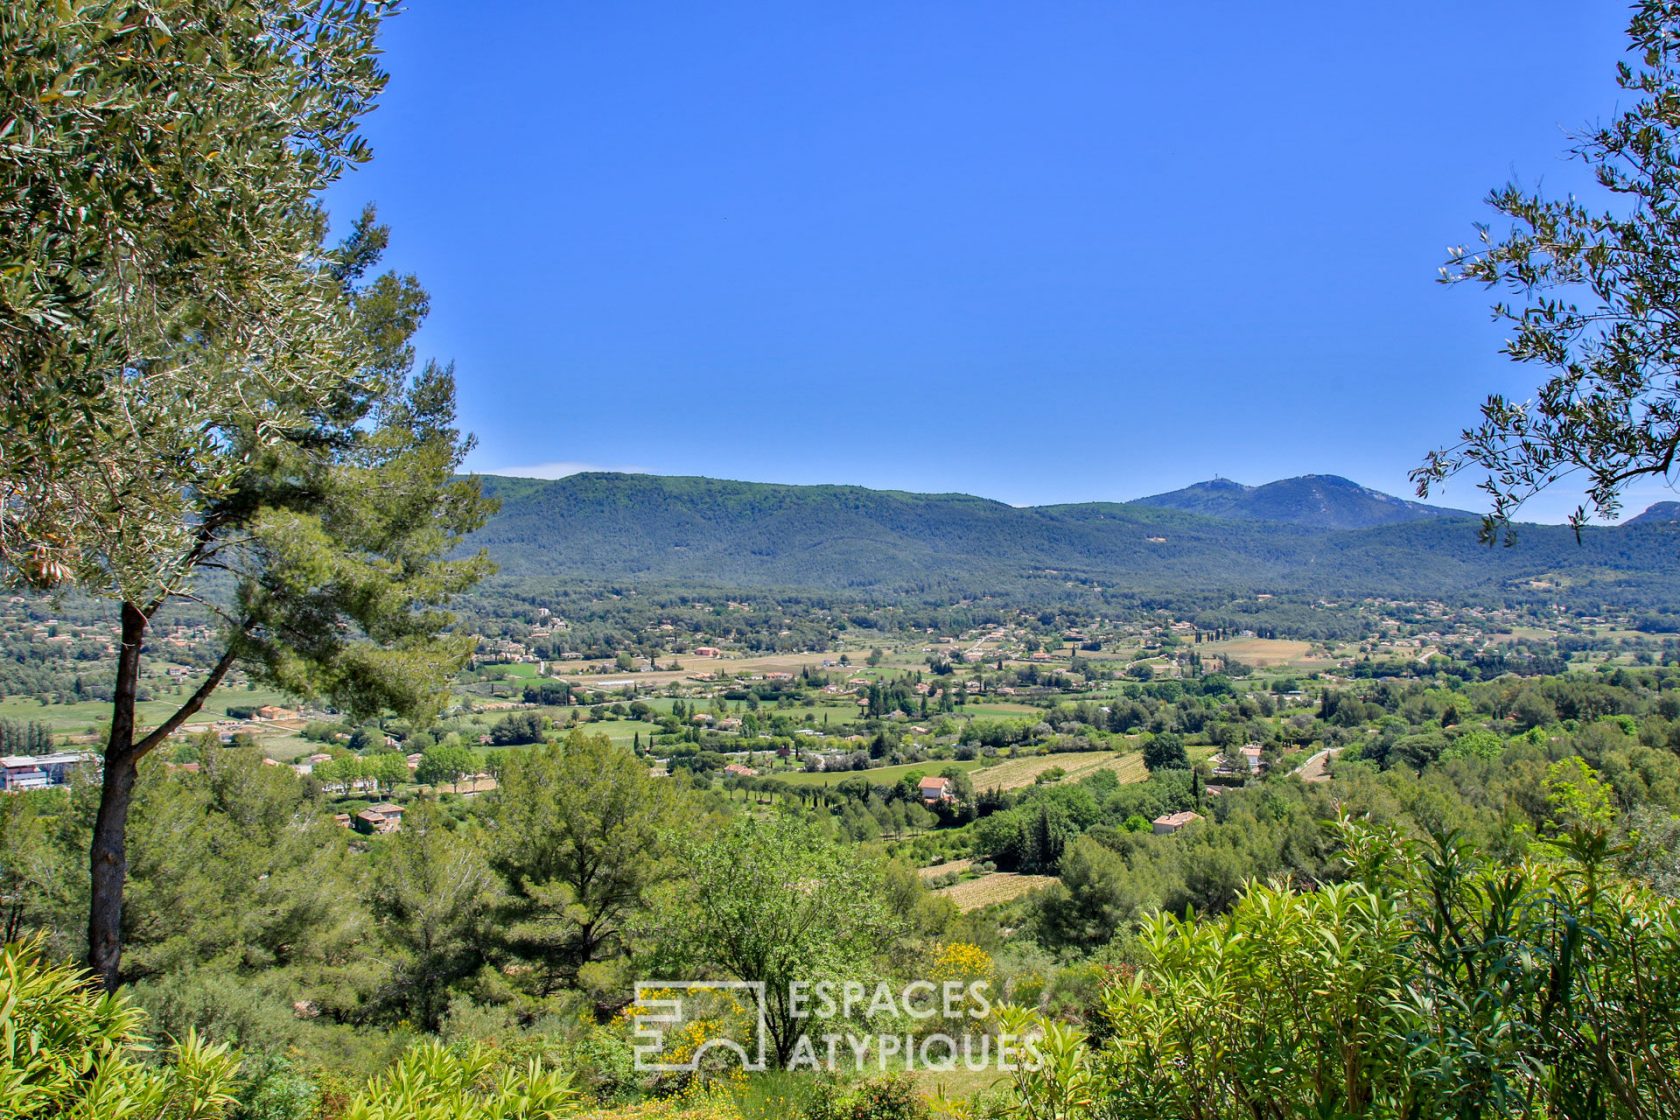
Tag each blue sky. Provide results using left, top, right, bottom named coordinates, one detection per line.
left=325, top=1, right=1672, bottom=522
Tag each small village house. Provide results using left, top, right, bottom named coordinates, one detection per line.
left=1153, top=810, right=1203, bottom=835
left=356, top=803, right=405, bottom=834
left=918, top=775, right=955, bottom=804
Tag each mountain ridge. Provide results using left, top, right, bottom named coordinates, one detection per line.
left=1625, top=501, right=1680, bottom=527
left=463, top=472, right=1680, bottom=605
left=1132, top=473, right=1475, bottom=529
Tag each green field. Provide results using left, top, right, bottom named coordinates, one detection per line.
left=0, top=683, right=305, bottom=741
left=960, top=702, right=1042, bottom=717
left=787, top=701, right=869, bottom=724
left=579, top=719, right=665, bottom=748
left=258, top=732, right=317, bottom=762
left=457, top=704, right=664, bottom=748
left=765, top=758, right=985, bottom=788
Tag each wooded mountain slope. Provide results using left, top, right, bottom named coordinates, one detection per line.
left=1133, top=474, right=1472, bottom=529
left=465, top=473, right=1680, bottom=605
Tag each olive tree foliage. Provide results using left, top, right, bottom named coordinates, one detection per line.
left=0, top=0, right=391, bottom=593
left=0, top=1, right=494, bottom=991
left=1415, top=2, right=1680, bottom=537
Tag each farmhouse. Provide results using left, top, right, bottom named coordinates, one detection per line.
left=1153, top=810, right=1203, bottom=835
left=356, top=803, right=405, bottom=834
left=723, top=763, right=758, bottom=777
left=693, top=647, right=722, bottom=658
left=1215, top=745, right=1267, bottom=778
left=918, top=775, right=955, bottom=804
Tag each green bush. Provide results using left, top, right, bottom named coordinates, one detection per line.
left=806, top=1074, right=928, bottom=1120
left=130, top=966, right=306, bottom=1055
left=339, top=1040, right=576, bottom=1120
left=1002, top=815, right=1680, bottom=1120
left=0, top=938, right=242, bottom=1119
left=230, top=1054, right=319, bottom=1120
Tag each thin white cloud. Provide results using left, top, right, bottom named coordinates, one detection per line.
left=478, top=461, right=649, bottom=480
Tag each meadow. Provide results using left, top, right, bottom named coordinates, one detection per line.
left=0, top=682, right=306, bottom=741
left=767, top=758, right=986, bottom=788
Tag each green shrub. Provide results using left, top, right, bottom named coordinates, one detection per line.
left=230, top=1054, right=319, bottom=1120
left=806, top=1074, right=928, bottom=1120
left=339, top=1039, right=576, bottom=1120
left=0, top=938, right=242, bottom=1119
left=846, top=1073, right=928, bottom=1120
left=130, top=966, right=305, bottom=1054
left=1002, top=816, right=1680, bottom=1120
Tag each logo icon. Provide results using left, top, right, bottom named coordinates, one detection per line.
left=631, top=981, right=768, bottom=1072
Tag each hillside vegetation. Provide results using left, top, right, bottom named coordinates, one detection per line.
left=468, top=472, right=1680, bottom=604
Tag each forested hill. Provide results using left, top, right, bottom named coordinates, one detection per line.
left=467, top=472, right=1680, bottom=604
left=1133, top=474, right=1474, bottom=529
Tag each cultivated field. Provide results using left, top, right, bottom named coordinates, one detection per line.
left=543, top=649, right=851, bottom=688
left=1198, top=637, right=1315, bottom=667
left=757, top=749, right=1150, bottom=792
left=960, top=702, right=1044, bottom=717
left=971, top=749, right=1146, bottom=791
left=768, top=758, right=986, bottom=788
left=936, top=872, right=1058, bottom=911
left=508, top=710, right=665, bottom=749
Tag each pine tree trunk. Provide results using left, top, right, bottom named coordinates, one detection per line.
left=88, top=601, right=146, bottom=992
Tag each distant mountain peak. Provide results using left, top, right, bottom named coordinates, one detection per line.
left=1136, top=474, right=1472, bottom=530
left=1625, top=501, right=1680, bottom=526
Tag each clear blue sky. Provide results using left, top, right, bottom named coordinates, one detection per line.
left=324, top=1, right=1670, bottom=521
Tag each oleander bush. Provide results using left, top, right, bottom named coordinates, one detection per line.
left=1001, top=815, right=1680, bottom=1120
left=0, top=937, right=241, bottom=1119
